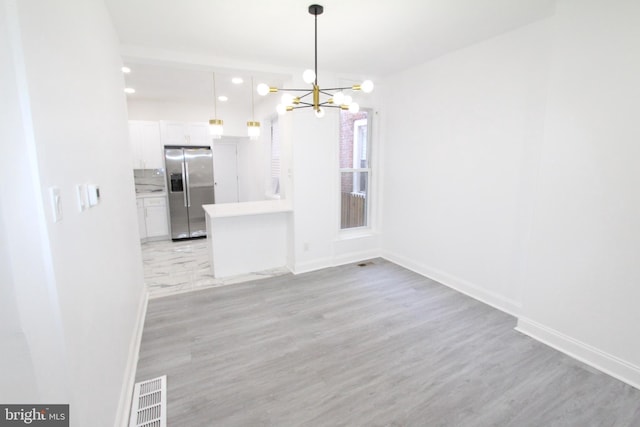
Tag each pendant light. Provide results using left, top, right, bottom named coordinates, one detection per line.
left=209, top=72, right=224, bottom=138
left=256, top=4, right=373, bottom=117
left=247, top=76, right=260, bottom=139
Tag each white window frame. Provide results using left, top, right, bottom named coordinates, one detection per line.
left=351, top=118, right=368, bottom=196
left=268, top=116, right=281, bottom=198
left=339, top=109, right=372, bottom=231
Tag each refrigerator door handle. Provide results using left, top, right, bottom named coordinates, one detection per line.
left=181, top=161, right=188, bottom=207
left=185, top=161, right=191, bottom=207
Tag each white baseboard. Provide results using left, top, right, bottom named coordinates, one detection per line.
left=381, top=250, right=522, bottom=317
left=331, top=249, right=381, bottom=268
left=292, top=256, right=334, bottom=275
left=115, top=288, right=149, bottom=427
left=381, top=251, right=640, bottom=390
left=516, top=317, right=640, bottom=391
left=292, top=249, right=382, bottom=275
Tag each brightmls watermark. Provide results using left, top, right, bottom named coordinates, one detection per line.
left=0, top=405, right=68, bottom=426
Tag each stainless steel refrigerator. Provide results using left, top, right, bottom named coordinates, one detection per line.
left=164, top=146, right=215, bottom=240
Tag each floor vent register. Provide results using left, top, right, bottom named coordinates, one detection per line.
left=129, top=375, right=167, bottom=427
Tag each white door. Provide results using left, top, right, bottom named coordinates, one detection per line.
left=213, top=142, right=239, bottom=203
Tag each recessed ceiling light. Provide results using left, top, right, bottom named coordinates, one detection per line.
left=231, top=77, right=243, bottom=84
left=121, top=66, right=131, bottom=73
left=218, top=95, right=228, bottom=102
left=124, top=88, right=136, bottom=94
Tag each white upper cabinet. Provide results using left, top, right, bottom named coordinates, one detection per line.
left=129, top=121, right=162, bottom=169
left=159, top=121, right=187, bottom=145
left=160, top=121, right=211, bottom=147
left=186, top=123, right=211, bottom=146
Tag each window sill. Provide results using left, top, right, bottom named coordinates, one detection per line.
left=336, top=228, right=377, bottom=241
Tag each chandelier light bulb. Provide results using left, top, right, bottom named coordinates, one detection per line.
left=361, top=80, right=374, bottom=93
left=281, top=93, right=294, bottom=106
left=259, top=5, right=372, bottom=117
left=303, top=69, right=316, bottom=84
left=257, top=83, right=270, bottom=96
left=332, top=91, right=345, bottom=105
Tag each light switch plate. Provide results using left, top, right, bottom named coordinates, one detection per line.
left=87, top=184, right=100, bottom=207
left=76, top=184, right=87, bottom=211
left=49, top=187, right=62, bottom=222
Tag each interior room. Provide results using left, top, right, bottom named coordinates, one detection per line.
left=2, top=0, right=639, bottom=426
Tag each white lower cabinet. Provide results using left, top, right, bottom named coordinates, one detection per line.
left=137, top=196, right=168, bottom=240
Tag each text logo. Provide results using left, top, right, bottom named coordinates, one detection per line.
left=0, top=405, right=68, bottom=426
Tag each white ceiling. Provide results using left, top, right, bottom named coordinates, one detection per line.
left=106, top=0, right=556, bottom=103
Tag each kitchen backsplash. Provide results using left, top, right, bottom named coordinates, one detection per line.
left=134, top=169, right=166, bottom=193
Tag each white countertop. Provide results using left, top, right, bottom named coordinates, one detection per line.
left=136, top=191, right=167, bottom=198
left=203, top=199, right=292, bottom=218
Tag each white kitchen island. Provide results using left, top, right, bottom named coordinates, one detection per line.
left=203, top=199, right=293, bottom=278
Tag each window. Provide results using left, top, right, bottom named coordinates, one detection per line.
left=270, top=118, right=281, bottom=196
left=339, top=110, right=371, bottom=229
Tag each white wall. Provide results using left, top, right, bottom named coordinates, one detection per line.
left=0, top=1, right=64, bottom=402
left=290, top=104, right=338, bottom=271
left=2, top=0, right=146, bottom=425
left=289, top=74, right=382, bottom=273
left=381, top=19, right=551, bottom=315
left=381, top=0, right=640, bottom=389
left=517, top=0, right=640, bottom=387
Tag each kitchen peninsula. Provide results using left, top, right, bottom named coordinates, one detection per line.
left=203, top=199, right=292, bottom=278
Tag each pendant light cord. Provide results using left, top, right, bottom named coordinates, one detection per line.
left=314, top=12, right=318, bottom=85
left=213, top=72, right=218, bottom=117
left=251, top=77, right=256, bottom=120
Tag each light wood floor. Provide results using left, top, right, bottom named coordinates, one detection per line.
left=136, top=259, right=640, bottom=426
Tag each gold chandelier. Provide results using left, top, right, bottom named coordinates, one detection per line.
left=256, top=4, right=373, bottom=118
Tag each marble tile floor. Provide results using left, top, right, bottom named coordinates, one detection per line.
left=141, top=238, right=290, bottom=299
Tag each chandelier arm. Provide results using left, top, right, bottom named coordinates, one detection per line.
left=261, top=5, right=371, bottom=117
left=277, top=88, right=315, bottom=92
left=321, top=87, right=356, bottom=91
